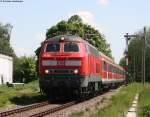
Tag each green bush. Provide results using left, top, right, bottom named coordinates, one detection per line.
left=138, top=86, right=150, bottom=117
left=13, top=56, right=37, bottom=83
left=142, top=105, right=150, bottom=117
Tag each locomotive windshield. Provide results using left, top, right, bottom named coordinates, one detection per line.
left=45, top=43, right=60, bottom=52
left=64, top=42, right=79, bottom=52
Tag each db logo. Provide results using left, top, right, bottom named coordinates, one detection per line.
left=57, top=61, right=65, bottom=65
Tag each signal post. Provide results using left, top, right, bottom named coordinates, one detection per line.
left=124, top=33, right=136, bottom=84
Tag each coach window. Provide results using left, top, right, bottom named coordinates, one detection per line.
left=112, top=67, right=114, bottom=73
left=108, top=65, right=111, bottom=72
left=109, top=65, right=112, bottom=72
left=45, top=43, right=60, bottom=52
left=64, top=42, right=79, bottom=52
left=113, top=67, right=116, bottom=73
left=121, top=70, right=123, bottom=75
left=116, top=68, right=118, bottom=73
left=108, top=64, right=110, bottom=72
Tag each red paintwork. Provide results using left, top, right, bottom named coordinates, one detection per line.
left=39, top=37, right=125, bottom=84
left=39, top=42, right=88, bottom=77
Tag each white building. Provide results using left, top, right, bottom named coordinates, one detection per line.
left=0, top=53, right=13, bottom=84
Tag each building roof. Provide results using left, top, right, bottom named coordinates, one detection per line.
left=0, top=53, right=13, bottom=61
left=0, top=51, right=13, bottom=57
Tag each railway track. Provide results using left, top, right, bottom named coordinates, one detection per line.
left=0, top=88, right=121, bottom=117
left=28, top=90, right=117, bottom=117
left=0, top=101, right=49, bottom=117
left=0, top=100, right=77, bottom=117
left=28, top=89, right=121, bottom=117
left=29, top=101, right=76, bottom=117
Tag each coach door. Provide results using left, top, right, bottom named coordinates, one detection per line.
left=106, top=63, right=108, bottom=79
left=103, top=61, right=108, bottom=79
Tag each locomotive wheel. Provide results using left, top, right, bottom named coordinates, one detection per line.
left=87, top=83, right=95, bottom=96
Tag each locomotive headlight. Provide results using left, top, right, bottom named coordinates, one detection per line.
left=60, top=37, right=65, bottom=41
left=45, top=69, right=49, bottom=74
left=73, top=69, right=79, bottom=74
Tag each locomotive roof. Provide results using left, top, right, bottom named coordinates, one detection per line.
left=45, top=35, right=86, bottom=42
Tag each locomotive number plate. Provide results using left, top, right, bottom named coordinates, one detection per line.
left=57, top=61, right=65, bottom=65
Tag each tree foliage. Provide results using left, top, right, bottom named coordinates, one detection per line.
left=41, top=15, right=112, bottom=57
left=0, top=23, right=37, bottom=83
left=124, top=27, right=150, bottom=82
left=119, top=57, right=126, bottom=67
left=0, top=23, right=14, bottom=55
left=13, top=56, right=37, bottom=83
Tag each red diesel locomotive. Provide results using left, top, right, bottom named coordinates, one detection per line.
left=38, top=35, right=125, bottom=97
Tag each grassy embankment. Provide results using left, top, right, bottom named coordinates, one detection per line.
left=138, top=84, right=150, bottom=117
left=70, top=83, right=150, bottom=117
left=0, top=80, right=47, bottom=109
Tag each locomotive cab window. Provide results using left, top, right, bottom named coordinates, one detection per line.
left=64, top=42, right=79, bottom=52
left=45, top=43, right=60, bottom=52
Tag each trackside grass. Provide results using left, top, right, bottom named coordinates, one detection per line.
left=70, top=83, right=146, bottom=117
left=0, top=80, right=47, bottom=109
left=138, top=84, right=150, bottom=117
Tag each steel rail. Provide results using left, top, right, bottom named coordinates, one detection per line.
left=29, top=101, right=76, bottom=117
left=0, top=101, right=49, bottom=117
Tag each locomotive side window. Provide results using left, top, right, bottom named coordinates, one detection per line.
left=103, top=61, right=107, bottom=71
left=64, top=42, right=79, bottom=52
left=96, top=63, right=100, bottom=73
left=45, top=43, right=60, bottom=52
left=86, top=44, right=99, bottom=57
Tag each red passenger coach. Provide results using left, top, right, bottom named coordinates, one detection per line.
left=101, top=53, right=125, bottom=87
left=38, top=35, right=125, bottom=98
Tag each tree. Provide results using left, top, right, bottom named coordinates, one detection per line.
left=0, top=23, right=14, bottom=55
left=0, top=23, right=19, bottom=82
left=0, top=23, right=38, bottom=83
left=121, top=27, right=150, bottom=82
left=13, top=56, right=37, bottom=83
left=119, top=57, right=126, bottom=67
left=68, top=15, right=82, bottom=24
left=41, top=15, right=112, bottom=58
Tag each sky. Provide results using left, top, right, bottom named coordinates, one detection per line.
left=0, top=0, right=150, bottom=63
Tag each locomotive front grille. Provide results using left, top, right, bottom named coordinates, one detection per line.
left=48, top=69, right=74, bottom=74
